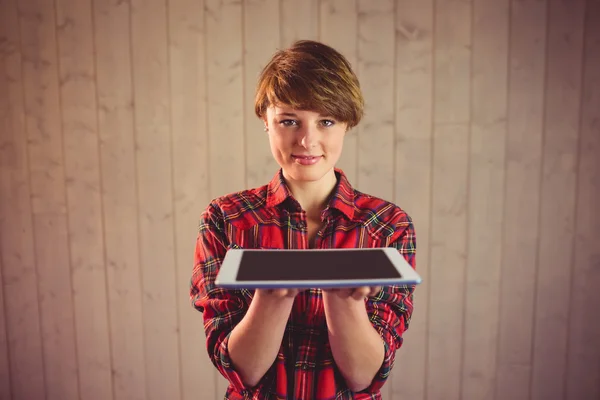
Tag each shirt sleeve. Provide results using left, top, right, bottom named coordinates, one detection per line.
left=190, top=202, right=253, bottom=395
left=360, top=215, right=416, bottom=394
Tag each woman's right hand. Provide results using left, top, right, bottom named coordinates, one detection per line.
left=254, top=288, right=304, bottom=298
left=228, top=287, right=302, bottom=386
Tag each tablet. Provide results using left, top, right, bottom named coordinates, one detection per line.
left=215, top=247, right=422, bottom=289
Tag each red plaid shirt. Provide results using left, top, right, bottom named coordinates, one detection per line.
left=191, top=169, right=416, bottom=400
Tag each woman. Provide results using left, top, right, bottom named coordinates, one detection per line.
left=191, top=40, right=416, bottom=400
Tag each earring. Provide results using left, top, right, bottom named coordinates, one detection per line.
left=264, top=126, right=268, bottom=132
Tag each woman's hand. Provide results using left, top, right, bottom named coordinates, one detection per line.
left=323, top=286, right=382, bottom=300
left=255, top=288, right=305, bottom=299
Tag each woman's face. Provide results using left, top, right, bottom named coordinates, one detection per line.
left=264, top=105, right=347, bottom=184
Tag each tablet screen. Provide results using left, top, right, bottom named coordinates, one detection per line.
left=236, top=249, right=402, bottom=281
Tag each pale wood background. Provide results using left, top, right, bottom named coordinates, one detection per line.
left=0, top=0, right=599, bottom=399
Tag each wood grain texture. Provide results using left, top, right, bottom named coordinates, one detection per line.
left=462, top=1, right=509, bottom=399
left=244, top=0, right=280, bottom=189
left=205, top=0, right=245, bottom=199
left=167, top=0, right=214, bottom=398
left=280, top=0, right=319, bottom=46
left=18, top=0, right=80, bottom=398
left=130, top=0, right=181, bottom=398
left=357, top=0, right=395, bottom=202
left=0, top=250, right=11, bottom=400
left=93, top=0, right=147, bottom=398
left=496, top=1, right=548, bottom=399
left=428, top=1, right=471, bottom=399
left=33, top=214, right=79, bottom=400
left=18, top=0, right=66, bottom=215
left=566, top=1, right=600, bottom=398
left=392, top=1, right=433, bottom=399
left=320, top=0, right=359, bottom=186
left=205, top=2, right=245, bottom=395
left=55, top=0, right=113, bottom=398
left=0, top=1, right=46, bottom=398
left=531, top=1, right=586, bottom=399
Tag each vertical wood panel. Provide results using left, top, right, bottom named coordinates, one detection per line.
left=55, top=0, right=113, bottom=397
left=428, top=1, right=471, bottom=399
left=206, top=0, right=245, bottom=198
left=0, top=256, right=11, bottom=400
left=320, top=0, right=359, bottom=186
left=19, top=3, right=66, bottom=216
left=531, top=1, right=585, bottom=399
left=18, top=0, right=79, bottom=397
left=0, top=1, right=46, bottom=398
left=206, top=1, right=244, bottom=395
left=280, top=0, right=319, bottom=46
left=167, top=0, right=215, bottom=399
left=244, top=0, right=280, bottom=188
left=93, top=0, right=147, bottom=398
left=496, top=1, right=547, bottom=399
left=130, top=0, right=181, bottom=398
left=357, top=0, right=395, bottom=202
left=462, top=1, right=508, bottom=399
left=392, top=1, right=433, bottom=399
left=566, top=1, right=600, bottom=398
left=357, top=3, right=395, bottom=396
left=34, top=215, right=79, bottom=399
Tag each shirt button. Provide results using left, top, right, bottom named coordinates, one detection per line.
left=296, top=221, right=306, bottom=229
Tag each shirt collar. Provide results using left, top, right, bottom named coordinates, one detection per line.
left=266, top=168, right=355, bottom=220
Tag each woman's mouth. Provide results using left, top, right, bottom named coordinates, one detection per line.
left=292, top=155, right=322, bottom=165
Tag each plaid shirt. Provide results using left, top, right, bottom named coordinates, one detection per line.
left=191, top=169, right=416, bottom=400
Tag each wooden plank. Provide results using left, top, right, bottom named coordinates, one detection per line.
left=205, top=0, right=245, bottom=198
left=244, top=0, right=280, bottom=189
left=92, top=0, right=147, bottom=398
left=18, top=2, right=66, bottom=216
left=357, top=2, right=395, bottom=396
left=0, top=3, right=46, bottom=398
left=566, top=1, right=600, bottom=398
left=427, top=1, right=471, bottom=399
left=167, top=0, right=216, bottom=399
left=320, top=0, right=359, bottom=186
left=33, top=215, right=79, bottom=400
left=280, top=0, right=319, bottom=46
left=18, top=0, right=80, bottom=398
left=461, top=1, right=509, bottom=400
left=356, top=0, right=395, bottom=202
left=495, top=1, right=547, bottom=399
left=0, top=254, right=11, bottom=400
left=531, top=1, right=586, bottom=399
left=130, top=0, right=181, bottom=399
left=54, top=0, right=113, bottom=398
left=391, top=1, right=433, bottom=399
left=206, top=2, right=244, bottom=392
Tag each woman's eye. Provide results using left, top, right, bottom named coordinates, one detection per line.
left=321, top=119, right=335, bottom=127
left=279, top=119, right=298, bottom=127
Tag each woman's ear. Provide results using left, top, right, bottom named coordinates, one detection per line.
left=262, top=117, right=269, bottom=132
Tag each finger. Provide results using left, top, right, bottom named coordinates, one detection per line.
left=271, top=288, right=287, bottom=297
left=351, top=286, right=370, bottom=300
left=368, top=286, right=382, bottom=297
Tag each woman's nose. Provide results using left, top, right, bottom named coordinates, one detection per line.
left=298, top=126, right=318, bottom=149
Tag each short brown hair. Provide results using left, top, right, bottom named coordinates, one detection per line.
left=254, top=40, right=364, bottom=128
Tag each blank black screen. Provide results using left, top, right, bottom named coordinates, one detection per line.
left=236, top=249, right=402, bottom=281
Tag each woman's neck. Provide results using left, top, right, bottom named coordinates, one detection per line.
left=283, top=169, right=338, bottom=220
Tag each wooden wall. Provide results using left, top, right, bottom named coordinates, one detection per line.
left=0, top=0, right=599, bottom=399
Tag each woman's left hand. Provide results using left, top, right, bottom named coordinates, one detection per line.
left=323, top=286, right=382, bottom=300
